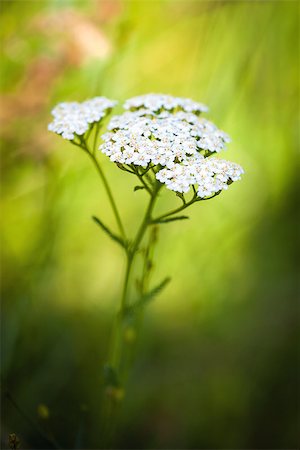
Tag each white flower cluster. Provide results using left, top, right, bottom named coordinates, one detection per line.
left=48, top=97, right=117, bottom=140
left=124, top=93, right=208, bottom=114
left=101, top=110, right=230, bottom=168
left=48, top=92, right=243, bottom=198
left=99, top=93, right=244, bottom=198
left=156, top=158, right=244, bottom=198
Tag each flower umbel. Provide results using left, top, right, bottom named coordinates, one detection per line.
left=99, top=95, right=241, bottom=199
left=156, top=158, right=244, bottom=197
left=48, top=96, right=117, bottom=140
left=100, top=111, right=230, bottom=167
left=124, top=93, right=209, bottom=114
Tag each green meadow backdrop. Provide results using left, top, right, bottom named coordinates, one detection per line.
left=1, top=1, right=298, bottom=448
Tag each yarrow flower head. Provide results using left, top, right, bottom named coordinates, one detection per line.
left=48, top=96, right=117, bottom=140
left=48, top=93, right=243, bottom=200
left=156, top=158, right=244, bottom=198
left=99, top=93, right=243, bottom=199
left=124, top=93, right=209, bottom=114
left=100, top=111, right=230, bottom=167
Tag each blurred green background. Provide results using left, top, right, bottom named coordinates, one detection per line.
left=0, top=0, right=298, bottom=449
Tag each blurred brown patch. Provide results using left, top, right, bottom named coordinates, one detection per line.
left=94, top=0, right=123, bottom=23
left=0, top=56, right=63, bottom=123
left=1, top=9, right=112, bottom=118
left=0, top=9, right=113, bottom=158
left=32, top=9, right=112, bottom=65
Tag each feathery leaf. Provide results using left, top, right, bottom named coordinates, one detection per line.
left=92, top=216, right=125, bottom=248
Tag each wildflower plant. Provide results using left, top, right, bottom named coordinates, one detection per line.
left=48, top=93, right=244, bottom=438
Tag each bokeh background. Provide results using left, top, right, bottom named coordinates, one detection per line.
left=1, top=1, right=299, bottom=449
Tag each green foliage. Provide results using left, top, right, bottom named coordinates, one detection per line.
left=0, top=1, right=298, bottom=449
left=133, top=185, right=145, bottom=192
left=92, top=216, right=126, bottom=249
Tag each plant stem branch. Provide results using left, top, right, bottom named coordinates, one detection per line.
left=152, top=196, right=197, bottom=223
left=108, top=182, right=162, bottom=372
left=131, top=166, right=153, bottom=195
left=152, top=190, right=221, bottom=223
left=83, top=146, right=126, bottom=240
left=103, top=182, right=162, bottom=445
left=120, top=183, right=161, bottom=312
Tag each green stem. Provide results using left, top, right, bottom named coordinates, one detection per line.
left=121, top=183, right=161, bottom=312
left=102, top=183, right=161, bottom=446
left=140, top=225, right=158, bottom=295
left=106, top=181, right=162, bottom=373
left=131, top=166, right=153, bottom=195
left=121, top=254, right=133, bottom=312
left=153, top=195, right=198, bottom=223
left=108, top=188, right=160, bottom=380
left=92, top=123, right=101, bottom=156
left=84, top=149, right=126, bottom=240
left=152, top=190, right=221, bottom=223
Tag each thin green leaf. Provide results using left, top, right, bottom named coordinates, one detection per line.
left=124, top=277, right=171, bottom=316
left=134, top=185, right=145, bottom=192
left=153, top=215, right=189, bottom=224
left=92, top=216, right=125, bottom=248
left=116, top=162, right=125, bottom=170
